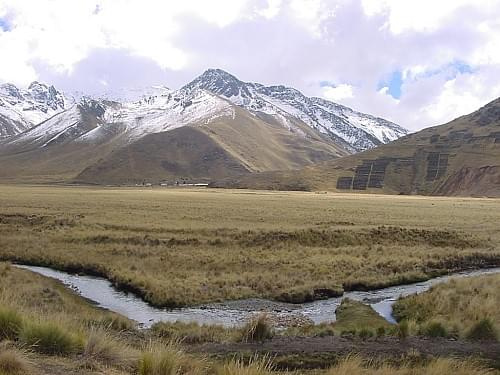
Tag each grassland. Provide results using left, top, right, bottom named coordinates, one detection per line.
left=393, top=273, right=500, bottom=340
left=0, top=185, right=499, bottom=308
left=0, top=262, right=498, bottom=375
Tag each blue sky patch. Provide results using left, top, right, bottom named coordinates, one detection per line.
left=0, top=17, right=11, bottom=32
left=418, top=60, right=475, bottom=80
left=319, top=80, right=335, bottom=88
left=377, top=70, right=402, bottom=99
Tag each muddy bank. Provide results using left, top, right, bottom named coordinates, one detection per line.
left=191, top=336, right=500, bottom=370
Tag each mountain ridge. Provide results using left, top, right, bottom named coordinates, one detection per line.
left=211, top=96, right=500, bottom=197
left=184, top=69, right=408, bottom=151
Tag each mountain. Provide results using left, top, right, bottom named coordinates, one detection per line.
left=212, top=97, right=500, bottom=197
left=0, top=82, right=69, bottom=138
left=184, top=69, right=408, bottom=151
left=0, top=69, right=407, bottom=184
left=0, top=80, right=346, bottom=184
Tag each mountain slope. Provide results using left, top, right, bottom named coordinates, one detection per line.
left=0, top=82, right=69, bottom=138
left=212, top=97, right=500, bottom=197
left=75, top=106, right=345, bottom=185
left=0, top=83, right=346, bottom=184
left=184, top=69, right=408, bottom=151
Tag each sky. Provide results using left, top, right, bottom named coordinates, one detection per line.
left=1, top=0, right=500, bottom=131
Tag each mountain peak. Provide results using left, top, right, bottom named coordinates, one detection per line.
left=184, top=68, right=252, bottom=99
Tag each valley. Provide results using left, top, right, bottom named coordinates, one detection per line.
left=0, top=185, right=499, bottom=374
left=1, top=185, right=499, bottom=308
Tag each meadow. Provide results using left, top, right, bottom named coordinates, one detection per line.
left=0, top=185, right=499, bottom=307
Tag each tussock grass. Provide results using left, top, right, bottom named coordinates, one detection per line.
left=0, top=348, right=29, bottom=375
left=152, top=321, right=236, bottom=344
left=0, top=309, right=22, bottom=341
left=214, top=357, right=274, bottom=375
left=138, top=341, right=207, bottom=375
left=324, top=356, right=494, bottom=375
left=18, top=320, right=82, bottom=355
left=239, top=314, right=274, bottom=343
left=393, top=274, right=500, bottom=340
left=466, top=318, right=498, bottom=341
left=82, top=328, right=137, bottom=368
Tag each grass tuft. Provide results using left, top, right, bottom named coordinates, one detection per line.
left=466, top=318, right=498, bottom=341
left=82, top=328, right=137, bottom=368
left=19, top=321, right=81, bottom=355
left=0, top=349, right=29, bottom=375
left=214, top=357, right=274, bottom=375
left=239, top=314, right=274, bottom=343
left=0, top=309, right=22, bottom=341
left=138, top=341, right=206, bottom=375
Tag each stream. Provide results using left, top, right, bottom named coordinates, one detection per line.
left=15, top=265, right=500, bottom=328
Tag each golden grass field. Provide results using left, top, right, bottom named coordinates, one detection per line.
left=0, top=185, right=499, bottom=307
left=0, top=262, right=498, bottom=375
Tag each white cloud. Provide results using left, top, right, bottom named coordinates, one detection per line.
left=361, top=0, right=497, bottom=34
left=1, top=0, right=500, bottom=132
left=323, top=84, right=354, bottom=101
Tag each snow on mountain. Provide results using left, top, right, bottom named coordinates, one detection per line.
left=7, top=86, right=235, bottom=148
left=99, top=86, right=234, bottom=143
left=0, top=82, right=70, bottom=138
left=2, top=70, right=407, bottom=153
left=184, top=69, right=408, bottom=151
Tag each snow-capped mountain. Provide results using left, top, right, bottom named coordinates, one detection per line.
left=1, top=70, right=407, bottom=153
left=0, top=82, right=70, bottom=138
left=184, top=69, right=408, bottom=151
left=6, top=86, right=235, bottom=148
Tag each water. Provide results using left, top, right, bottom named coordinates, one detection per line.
left=15, top=265, right=500, bottom=328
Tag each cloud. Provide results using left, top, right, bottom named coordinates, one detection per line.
left=1, top=0, right=500, bottom=131
left=323, top=84, right=354, bottom=101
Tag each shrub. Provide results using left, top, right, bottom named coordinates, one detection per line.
left=466, top=318, right=498, bottom=341
left=19, top=321, right=81, bottom=355
left=424, top=321, right=448, bottom=338
left=0, top=349, right=29, bottom=375
left=239, top=314, right=274, bottom=343
left=0, top=309, right=23, bottom=341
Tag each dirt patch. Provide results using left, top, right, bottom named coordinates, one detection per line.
left=436, top=166, right=500, bottom=197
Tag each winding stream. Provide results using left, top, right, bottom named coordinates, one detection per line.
left=16, top=265, right=500, bottom=328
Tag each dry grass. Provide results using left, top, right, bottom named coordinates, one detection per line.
left=285, top=299, right=391, bottom=338
left=324, top=356, right=495, bottom=375
left=393, top=274, right=500, bottom=340
left=138, top=341, right=207, bottom=375
left=82, top=328, right=138, bottom=369
left=214, top=357, right=274, bottom=375
left=151, top=321, right=238, bottom=344
left=239, top=314, right=275, bottom=343
left=0, top=186, right=499, bottom=307
left=0, top=348, right=30, bottom=375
